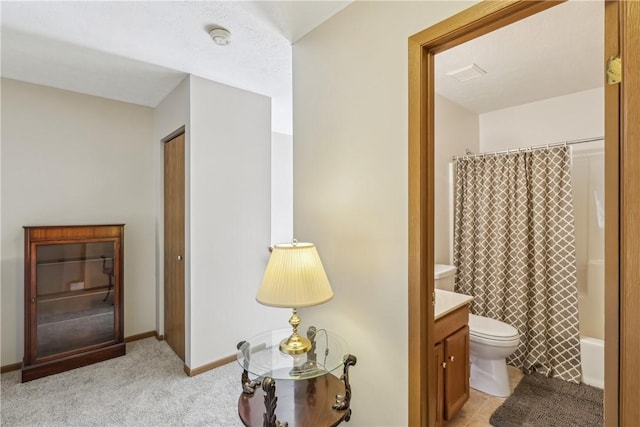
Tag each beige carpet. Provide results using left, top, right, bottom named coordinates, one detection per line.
left=1, top=338, right=245, bottom=426
left=490, top=372, right=603, bottom=427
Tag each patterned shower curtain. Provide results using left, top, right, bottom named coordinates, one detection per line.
left=453, top=146, right=582, bottom=383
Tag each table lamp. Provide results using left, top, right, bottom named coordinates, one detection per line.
left=256, top=241, right=333, bottom=355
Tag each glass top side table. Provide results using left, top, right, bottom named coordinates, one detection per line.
left=237, top=327, right=348, bottom=380
left=236, top=327, right=357, bottom=427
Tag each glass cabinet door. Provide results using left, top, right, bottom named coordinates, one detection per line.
left=34, top=240, right=116, bottom=358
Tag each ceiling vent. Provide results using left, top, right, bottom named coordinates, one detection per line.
left=447, top=64, right=487, bottom=82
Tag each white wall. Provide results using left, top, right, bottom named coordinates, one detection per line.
left=154, top=76, right=292, bottom=368
left=1, top=73, right=293, bottom=370
left=153, top=76, right=190, bottom=343
left=271, top=132, right=293, bottom=245
left=1, top=78, right=157, bottom=365
left=292, top=2, right=478, bottom=425
left=479, top=87, right=603, bottom=151
left=187, top=75, right=286, bottom=369
left=434, top=94, right=479, bottom=264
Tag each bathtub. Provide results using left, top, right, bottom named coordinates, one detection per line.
left=581, top=337, right=604, bottom=389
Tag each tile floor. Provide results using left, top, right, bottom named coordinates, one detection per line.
left=445, top=366, right=524, bottom=427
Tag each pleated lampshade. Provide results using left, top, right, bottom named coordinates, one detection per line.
left=256, top=242, right=333, bottom=308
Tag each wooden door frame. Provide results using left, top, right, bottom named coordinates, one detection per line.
left=616, top=1, right=640, bottom=424
left=408, top=1, right=639, bottom=425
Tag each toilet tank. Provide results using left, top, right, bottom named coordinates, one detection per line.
left=434, top=264, right=457, bottom=291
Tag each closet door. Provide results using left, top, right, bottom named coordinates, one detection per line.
left=164, top=133, right=185, bottom=361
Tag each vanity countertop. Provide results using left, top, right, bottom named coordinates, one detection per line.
left=435, top=289, right=473, bottom=320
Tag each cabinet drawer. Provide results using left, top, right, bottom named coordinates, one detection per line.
left=434, top=305, right=468, bottom=344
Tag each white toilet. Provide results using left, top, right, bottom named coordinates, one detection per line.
left=434, top=264, right=520, bottom=397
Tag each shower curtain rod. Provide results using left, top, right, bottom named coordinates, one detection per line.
left=454, top=136, right=604, bottom=160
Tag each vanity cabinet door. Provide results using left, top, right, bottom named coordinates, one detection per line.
left=444, top=326, right=470, bottom=419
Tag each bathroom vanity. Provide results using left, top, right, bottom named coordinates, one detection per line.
left=434, top=289, right=473, bottom=426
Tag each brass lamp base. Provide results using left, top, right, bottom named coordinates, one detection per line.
left=280, top=307, right=311, bottom=355
left=279, top=332, right=311, bottom=355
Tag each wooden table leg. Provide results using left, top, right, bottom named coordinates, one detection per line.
left=332, top=354, right=357, bottom=421
left=262, top=377, right=288, bottom=427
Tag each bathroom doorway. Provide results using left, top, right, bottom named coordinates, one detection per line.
left=436, top=0, right=604, bottom=405
left=408, top=1, right=640, bottom=426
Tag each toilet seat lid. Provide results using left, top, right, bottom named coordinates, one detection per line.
left=469, top=314, right=519, bottom=340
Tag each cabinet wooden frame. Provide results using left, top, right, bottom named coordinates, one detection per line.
left=22, top=224, right=125, bottom=382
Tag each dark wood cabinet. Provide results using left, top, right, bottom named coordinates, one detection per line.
left=434, top=305, right=470, bottom=426
left=22, top=225, right=125, bottom=382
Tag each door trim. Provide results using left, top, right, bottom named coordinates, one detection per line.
left=603, top=2, right=619, bottom=424
left=408, top=1, right=635, bottom=425
left=163, top=130, right=186, bottom=362
left=161, top=125, right=186, bottom=144
left=160, top=125, right=186, bottom=345
left=617, top=1, right=640, bottom=424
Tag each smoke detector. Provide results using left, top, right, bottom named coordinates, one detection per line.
left=209, top=27, right=231, bottom=46
left=447, top=64, right=487, bottom=82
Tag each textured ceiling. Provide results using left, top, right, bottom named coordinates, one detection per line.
left=0, top=1, right=351, bottom=135
left=436, top=0, right=604, bottom=114
left=1, top=1, right=603, bottom=134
